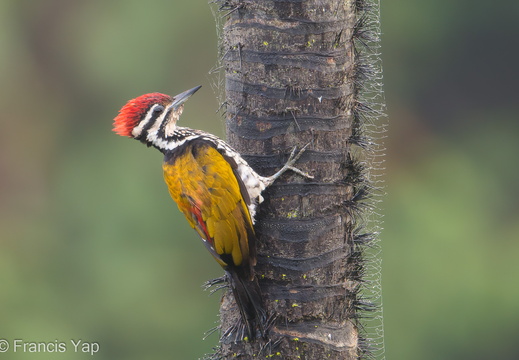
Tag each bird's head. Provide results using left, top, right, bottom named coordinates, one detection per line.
left=113, top=86, right=201, bottom=147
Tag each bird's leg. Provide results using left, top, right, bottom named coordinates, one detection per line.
left=263, top=143, right=314, bottom=187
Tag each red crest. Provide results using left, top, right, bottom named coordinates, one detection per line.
left=113, top=93, right=172, bottom=137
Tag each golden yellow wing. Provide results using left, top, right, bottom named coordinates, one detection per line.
left=162, top=140, right=256, bottom=276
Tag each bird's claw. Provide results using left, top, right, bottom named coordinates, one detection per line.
left=264, top=142, right=314, bottom=185
left=287, top=165, right=313, bottom=179
left=285, top=143, right=313, bottom=179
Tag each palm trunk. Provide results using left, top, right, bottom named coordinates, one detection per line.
left=210, top=0, right=384, bottom=359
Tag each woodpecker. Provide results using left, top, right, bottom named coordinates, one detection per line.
left=113, top=86, right=310, bottom=339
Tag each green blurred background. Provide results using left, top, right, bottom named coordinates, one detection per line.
left=1, top=1, right=518, bottom=359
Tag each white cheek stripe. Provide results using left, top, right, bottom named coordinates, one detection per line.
left=147, top=106, right=171, bottom=135
left=131, top=104, right=162, bottom=138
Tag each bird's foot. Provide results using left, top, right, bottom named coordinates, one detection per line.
left=265, top=143, right=314, bottom=185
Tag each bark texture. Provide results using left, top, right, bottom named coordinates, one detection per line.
left=210, top=0, right=382, bottom=359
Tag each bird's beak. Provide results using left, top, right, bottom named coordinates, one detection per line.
left=169, top=85, right=202, bottom=109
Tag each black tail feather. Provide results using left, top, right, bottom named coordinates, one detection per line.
left=226, top=268, right=266, bottom=340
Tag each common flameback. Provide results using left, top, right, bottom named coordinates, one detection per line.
left=113, top=86, right=311, bottom=339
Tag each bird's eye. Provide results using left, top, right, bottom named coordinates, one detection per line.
left=153, top=105, right=164, bottom=113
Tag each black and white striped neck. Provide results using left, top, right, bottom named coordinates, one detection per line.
left=143, top=127, right=201, bottom=152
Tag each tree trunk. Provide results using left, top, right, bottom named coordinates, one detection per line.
left=211, top=0, right=384, bottom=359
